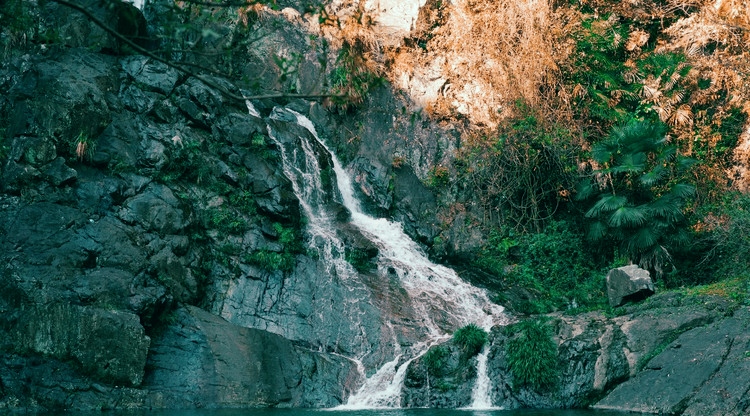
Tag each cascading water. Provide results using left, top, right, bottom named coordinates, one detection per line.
left=262, top=104, right=509, bottom=408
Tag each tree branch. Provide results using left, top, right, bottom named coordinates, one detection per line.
left=50, top=0, right=339, bottom=103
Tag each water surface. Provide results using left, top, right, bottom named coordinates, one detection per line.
left=52, top=409, right=633, bottom=416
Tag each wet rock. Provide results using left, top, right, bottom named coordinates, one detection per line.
left=12, top=303, right=149, bottom=387
left=41, top=157, right=77, bottom=186
left=145, top=306, right=302, bottom=407
left=595, top=313, right=746, bottom=414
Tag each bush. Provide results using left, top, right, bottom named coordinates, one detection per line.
left=423, top=345, right=449, bottom=376
left=505, top=318, right=558, bottom=391
left=452, top=323, right=487, bottom=358
left=475, top=220, right=606, bottom=313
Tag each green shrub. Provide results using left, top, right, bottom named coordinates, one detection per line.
left=505, top=318, right=558, bottom=391
left=452, top=323, right=487, bottom=358
left=475, top=220, right=606, bottom=313
left=423, top=345, right=449, bottom=376
left=244, top=250, right=296, bottom=272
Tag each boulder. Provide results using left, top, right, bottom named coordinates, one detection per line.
left=606, top=265, right=655, bottom=307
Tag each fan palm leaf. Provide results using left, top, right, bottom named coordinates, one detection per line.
left=586, top=194, right=627, bottom=218
left=626, top=227, right=659, bottom=253
left=608, top=205, right=648, bottom=227
left=587, top=221, right=609, bottom=241
left=640, top=165, right=667, bottom=186
left=670, top=183, right=696, bottom=199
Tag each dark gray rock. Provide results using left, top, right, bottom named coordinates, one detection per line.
left=595, top=313, right=742, bottom=414
left=121, top=56, right=180, bottom=96
left=41, top=156, right=77, bottom=186
left=402, top=341, right=477, bottom=408
left=145, top=305, right=316, bottom=408
left=118, top=183, right=187, bottom=234
left=606, top=265, right=655, bottom=307
left=12, top=303, right=149, bottom=387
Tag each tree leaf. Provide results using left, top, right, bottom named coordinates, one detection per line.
left=627, top=227, right=659, bottom=252
left=647, top=195, right=682, bottom=221
left=587, top=221, right=608, bottom=241
left=574, top=179, right=597, bottom=201
left=670, top=183, right=696, bottom=199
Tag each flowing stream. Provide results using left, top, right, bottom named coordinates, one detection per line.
left=263, top=105, right=508, bottom=408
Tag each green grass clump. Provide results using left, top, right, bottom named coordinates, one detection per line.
left=506, top=318, right=558, bottom=391
left=453, top=323, right=488, bottom=358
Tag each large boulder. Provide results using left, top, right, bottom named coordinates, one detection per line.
left=606, top=265, right=655, bottom=307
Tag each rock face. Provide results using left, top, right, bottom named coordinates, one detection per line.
left=595, top=307, right=750, bottom=415
left=606, top=265, right=655, bottom=307
left=2, top=2, right=749, bottom=415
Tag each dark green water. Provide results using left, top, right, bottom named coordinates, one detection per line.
left=50, top=409, right=633, bottom=416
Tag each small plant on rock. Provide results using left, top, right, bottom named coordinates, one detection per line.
left=453, top=323, right=487, bottom=358
left=505, top=318, right=558, bottom=391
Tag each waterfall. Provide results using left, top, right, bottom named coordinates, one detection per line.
left=260, top=104, right=508, bottom=408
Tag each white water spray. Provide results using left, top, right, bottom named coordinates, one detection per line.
left=260, top=104, right=508, bottom=408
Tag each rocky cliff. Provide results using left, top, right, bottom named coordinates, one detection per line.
left=1, top=0, right=748, bottom=414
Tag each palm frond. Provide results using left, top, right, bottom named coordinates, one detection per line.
left=657, top=145, right=678, bottom=163
left=587, top=221, right=608, bottom=241
left=626, top=227, right=659, bottom=252
left=640, top=164, right=667, bottom=186
left=647, top=195, right=682, bottom=221
left=670, top=183, right=696, bottom=199
left=676, top=156, right=698, bottom=171
left=612, top=152, right=647, bottom=173
left=592, top=141, right=617, bottom=163
left=574, top=179, right=598, bottom=201
left=608, top=205, right=648, bottom=228
left=586, top=194, right=627, bottom=218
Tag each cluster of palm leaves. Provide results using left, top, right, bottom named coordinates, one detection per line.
left=576, top=119, right=696, bottom=274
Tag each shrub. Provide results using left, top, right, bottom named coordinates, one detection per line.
left=505, top=318, right=558, bottom=391
left=452, top=323, right=487, bottom=358
left=423, top=345, right=449, bottom=376
left=475, top=220, right=605, bottom=313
